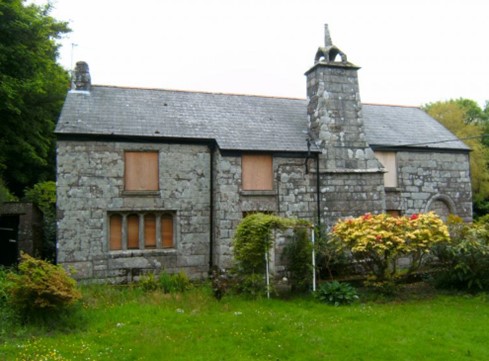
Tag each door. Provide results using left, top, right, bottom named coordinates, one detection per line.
left=0, top=215, right=19, bottom=266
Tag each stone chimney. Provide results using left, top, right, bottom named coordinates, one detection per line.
left=305, top=25, right=379, bottom=171
left=73, top=61, right=91, bottom=91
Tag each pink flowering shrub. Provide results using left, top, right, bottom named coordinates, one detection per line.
left=331, top=212, right=450, bottom=282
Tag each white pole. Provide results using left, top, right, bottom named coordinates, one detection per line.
left=265, top=249, right=270, bottom=299
left=312, top=227, right=317, bottom=292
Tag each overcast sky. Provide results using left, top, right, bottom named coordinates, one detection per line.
left=37, top=0, right=488, bottom=107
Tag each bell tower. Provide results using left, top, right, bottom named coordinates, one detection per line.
left=305, top=25, right=380, bottom=171
left=305, top=25, right=385, bottom=225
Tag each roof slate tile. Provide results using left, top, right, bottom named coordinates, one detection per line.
left=56, top=86, right=469, bottom=152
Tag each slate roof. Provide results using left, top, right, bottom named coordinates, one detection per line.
left=56, top=85, right=469, bottom=152
left=362, top=104, right=469, bottom=150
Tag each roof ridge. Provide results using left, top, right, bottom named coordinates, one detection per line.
left=91, top=84, right=306, bottom=101
left=362, top=102, right=421, bottom=109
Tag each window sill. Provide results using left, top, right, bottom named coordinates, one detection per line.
left=385, top=187, right=401, bottom=193
left=240, top=190, right=277, bottom=196
left=122, top=190, right=161, bottom=197
left=108, top=248, right=176, bottom=257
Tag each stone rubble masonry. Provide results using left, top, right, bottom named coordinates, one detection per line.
left=57, top=137, right=472, bottom=282
left=57, top=140, right=212, bottom=282
left=394, top=151, right=472, bottom=221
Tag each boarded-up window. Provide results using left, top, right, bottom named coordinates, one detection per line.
left=242, top=154, right=273, bottom=190
left=375, top=151, right=398, bottom=188
left=144, top=214, right=157, bottom=248
left=127, top=214, right=140, bottom=249
left=161, top=215, right=174, bottom=248
left=109, top=214, right=122, bottom=250
left=124, top=151, right=159, bottom=191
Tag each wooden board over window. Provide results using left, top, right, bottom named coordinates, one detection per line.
left=124, top=151, right=159, bottom=191
left=161, top=215, right=174, bottom=248
left=109, top=214, right=122, bottom=250
left=144, top=214, right=157, bottom=248
left=127, top=214, right=140, bottom=249
left=242, top=154, right=273, bottom=191
left=375, top=151, right=398, bottom=188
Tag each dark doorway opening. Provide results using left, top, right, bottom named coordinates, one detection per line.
left=0, top=215, right=19, bottom=266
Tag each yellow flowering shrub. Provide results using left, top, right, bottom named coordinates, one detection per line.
left=331, top=212, right=450, bottom=282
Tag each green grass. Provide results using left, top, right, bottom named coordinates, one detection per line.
left=1, top=284, right=489, bottom=360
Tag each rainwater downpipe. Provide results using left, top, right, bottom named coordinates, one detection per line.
left=208, top=143, right=215, bottom=270
left=316, top=152, right=321, bottom=232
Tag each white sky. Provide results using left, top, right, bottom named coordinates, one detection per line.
left=37, top=0, right=489, bottom=107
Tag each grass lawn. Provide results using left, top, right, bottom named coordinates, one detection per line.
left=1, top=284, right=489, bottom=360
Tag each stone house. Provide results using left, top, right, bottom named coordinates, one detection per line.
left=55, top=26, right=472, bottom=282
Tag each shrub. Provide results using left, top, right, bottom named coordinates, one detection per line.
left=0, top=267, right=18, bottom=331
left=138, top=272, right=159, bottom=291
left=281, top=227, right=313, bottom=292
left=24, top=181, right=57, bottom=260
left=7, top=253, right=81, bottom=318
left=331, top=212, right=449, bottom=283
left=0, top=267, right=11, bottom=305
left=209, top=266, right=229, bottom=300
left=433, top=216, right=489, bottom=292
left=231, top=272, right=267, bottom=298
left=159, top=271, right=191, bottom=293
left=315, top=281, right=359, bottom=306
left=316, top=232, right=355, bottom=280
left=232, top=213, right=311, bottom=297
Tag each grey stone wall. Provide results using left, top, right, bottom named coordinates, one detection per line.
left=318, top=171, right=386, bottom=228
left=395, top=151, right=472, bottom=221
left=213, top=153, right=316, bottom=269
left=57, top=140, right=212, bottom=282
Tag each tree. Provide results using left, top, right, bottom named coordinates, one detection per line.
left=451, top=98, right=489, bottom=124
left=24, top=181, right=56, bottom=260
left=425, top=100, right=489, bottom=217
left=0, top=0, right=70, bottom=197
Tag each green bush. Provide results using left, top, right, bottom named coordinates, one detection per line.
left=7, top=253, right=81, bottom=318
left=232, top=213, right=311, bottom=297
left=138, top=272, right=160, bottom=291
left=282, top=227, right=313, bottom=292
left=315, top=281, right=359, bottom=306
left=315, top=231, right=356, bottom=280
left=231, top=272, right=267, bottom=298
left=432, top=216, right=489, bottom=292
left=24, top=181, right=57, bottom=260
left=0, top=267, right=18, bottom=332
left=159, top=271, right=191, bottom=293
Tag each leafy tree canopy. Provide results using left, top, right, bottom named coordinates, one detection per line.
left=424, top=100, right=489, bottom=216
left=0, top=0, right=70, bottom=197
